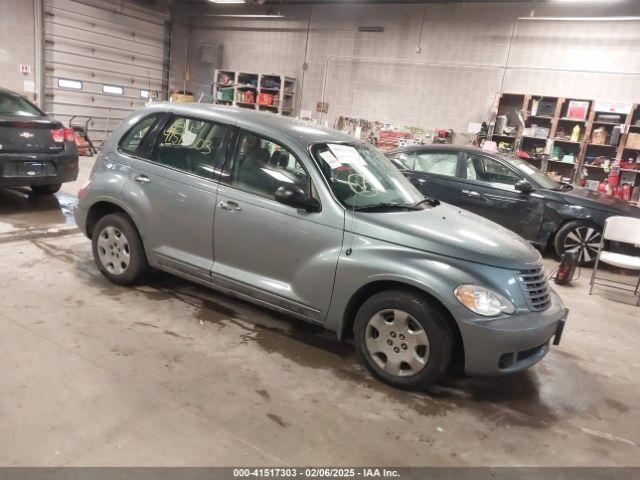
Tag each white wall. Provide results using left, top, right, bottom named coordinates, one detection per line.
left=171, top=1, right=640, bottom=140
left=0, top=0, right=39, bottom=101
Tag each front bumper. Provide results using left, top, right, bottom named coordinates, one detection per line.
left=74, top=202, right=88, bottom=237
left=452, top=288, right=568, bottom=376
left=0, top=145, right=79, bottom=188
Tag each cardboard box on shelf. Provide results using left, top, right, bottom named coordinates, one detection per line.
left=591, top=127, right=607, bottom=145
left=626, top=133, right=640, bottom=150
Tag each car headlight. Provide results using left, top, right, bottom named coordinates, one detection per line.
left=454, top=284, right=515, bottom=317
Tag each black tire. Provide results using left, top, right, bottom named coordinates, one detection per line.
left=31, top=183, right=62, bottom=195
left=553, top=220, right=603, bottom=266
left=91, top=213, right=149, bottom=285
left=354, top=290, right=454, bottom=390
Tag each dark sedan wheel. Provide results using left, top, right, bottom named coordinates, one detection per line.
left=354, top=290, right=453, bottom=390
left=554, top=220, right=603, bottom=266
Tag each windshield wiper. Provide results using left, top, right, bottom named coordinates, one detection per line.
left=352, top=202, right=421, bottom=212
left=411, top=196, right=440, bottom=207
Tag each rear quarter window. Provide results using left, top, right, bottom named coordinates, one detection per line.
left=118, top=114, right=160, bottom=155
left=0, top=91, right=42, bottom=116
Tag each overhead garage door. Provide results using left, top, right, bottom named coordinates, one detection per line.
left=44, top=0, right=169, bottom=148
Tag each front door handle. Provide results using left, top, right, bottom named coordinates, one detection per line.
left=462, top=189, right=480, bottom=197
left=133, top=174, right=151, bottom=184
left=219, top=200, right=242, bottom=212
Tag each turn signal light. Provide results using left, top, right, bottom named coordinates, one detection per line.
left=51, top=128, right=75, bottom=143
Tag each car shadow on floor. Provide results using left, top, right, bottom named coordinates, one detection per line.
left=126, top=269, right=564, bottom=426
left=0, top=187, right=75, bottom=227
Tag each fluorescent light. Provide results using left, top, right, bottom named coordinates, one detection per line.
left=519, top=16, right=640, bottom=21
left=209, top=0, right=246, bottom=3
left=205, top=14, right=284, bottom=18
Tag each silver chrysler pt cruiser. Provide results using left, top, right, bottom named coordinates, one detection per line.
left=75, top=103, right=568, bottom=390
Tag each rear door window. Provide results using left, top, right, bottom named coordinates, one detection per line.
left=412, top=152, right=458, bottom=177
left=150, top=115, right=230, bottom=179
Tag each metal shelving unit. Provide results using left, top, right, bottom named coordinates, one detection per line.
left=213, top=70, right=295, bottom=117
left=492, top=94, right=640, bottom=186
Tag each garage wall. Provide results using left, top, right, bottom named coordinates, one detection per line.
left=172, top=2, right=640, bottom=140
left=0, top=0, right=39, bottom=101
left=44, top=0, right=170, bottom=147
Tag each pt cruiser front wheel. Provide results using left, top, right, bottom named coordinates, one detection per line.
left=354, top=290, right=454, bottom=390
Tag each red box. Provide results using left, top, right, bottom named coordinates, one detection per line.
left=258, top=93, right=274, bottom=106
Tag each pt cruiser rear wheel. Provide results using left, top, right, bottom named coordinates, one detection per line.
left=354, top=290, right=453, bottom=390
left=92, top=213, right=149, bottom=285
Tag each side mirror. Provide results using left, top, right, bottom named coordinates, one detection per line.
left=274, top=184, right=321, bottom=212
left=515, top=179, right=534, bottom=194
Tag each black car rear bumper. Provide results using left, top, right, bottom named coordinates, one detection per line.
left=0, top=143, right=79, bottom=188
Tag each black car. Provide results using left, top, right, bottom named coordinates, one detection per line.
left=0, top=88, right=78, bottom=194
left=386, top=144, right=640, bottom=265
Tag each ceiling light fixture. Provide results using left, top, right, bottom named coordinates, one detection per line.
left=208, top=0, right=246, bottom=4
left=519, top=16, right=640, bottom=21
left=202, top=13, right=284, bottom=18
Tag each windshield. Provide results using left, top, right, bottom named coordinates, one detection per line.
left=0, top=91, right=42, bottom=117
left=312, top=142, right=425, bottom=209
left=502, top=154, right=563, bottom=190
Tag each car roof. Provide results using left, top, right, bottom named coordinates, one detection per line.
left=386, top=144, right=489, bottom=156
left=0, top=87, right=23, bottom=97
left=143, top=102, right=356, bottom=149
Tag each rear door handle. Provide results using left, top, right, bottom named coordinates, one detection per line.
left=219, top=200, right=241, bottom=212
left=462, top=189, right=480, bottom=197
left=133, top=174, right=151, bottom=184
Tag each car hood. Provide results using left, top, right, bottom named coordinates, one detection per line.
left=351, top=202, right=541, bottom=270
left=557, top=187, right=640, bottom=218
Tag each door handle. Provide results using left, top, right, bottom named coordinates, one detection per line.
left=218, top=200, right=241, bottom=212
left=462, top=189, right=480, bottom=197
left=133, top=174, right=151, bottom=184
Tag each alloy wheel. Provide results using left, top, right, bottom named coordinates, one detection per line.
left=563, top=226, right=601, bottom=263
left=364, top=309, right=430, bottom=377
left=97, top=226, right=131, bottom=275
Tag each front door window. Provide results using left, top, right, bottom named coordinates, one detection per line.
left=465, top=155, right=522, bottom=188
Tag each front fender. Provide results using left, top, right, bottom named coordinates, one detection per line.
left=537, top=200, right=607, bottom=247
left=324, top=234, right=525, bottom=337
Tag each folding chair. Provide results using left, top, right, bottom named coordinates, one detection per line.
left=589, top=216, right=640, bottom=306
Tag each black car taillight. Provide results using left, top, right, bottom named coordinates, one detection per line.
left=51, top=128, right=75, bottom=143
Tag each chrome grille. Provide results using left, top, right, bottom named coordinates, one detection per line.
left=518, top=266, right=551, bottom=312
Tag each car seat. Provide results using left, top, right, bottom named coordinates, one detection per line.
left=270, top=150, right=289, bottom=168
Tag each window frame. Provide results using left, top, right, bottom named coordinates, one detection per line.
left=220, top=127, right=318, bottom=204
left=462, top=152, right=524, bottom=189
left=136, top=113, right=234, bottom=182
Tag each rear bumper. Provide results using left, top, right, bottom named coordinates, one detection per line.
left=0, top=144, right=79, bottom=187
left=452, top=288, right=568, bottom=376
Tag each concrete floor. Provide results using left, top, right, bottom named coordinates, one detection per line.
left=0, top=157, right=639, bottom=466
